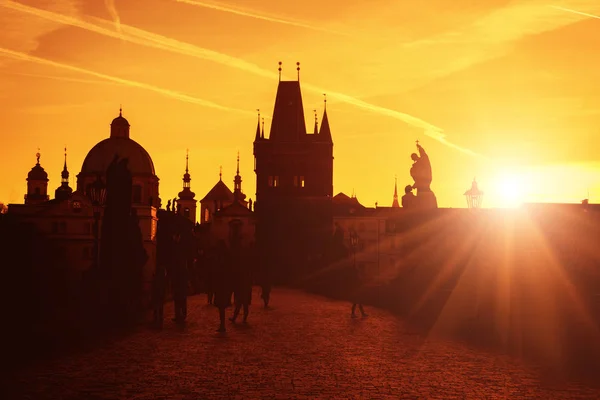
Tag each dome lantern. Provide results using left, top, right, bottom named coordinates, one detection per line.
left=110, top=107, right=130, bottom=139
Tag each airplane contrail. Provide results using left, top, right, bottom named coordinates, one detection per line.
left=549, top=5, right=600, bottom=20
left=3, top=71, right=120, bottom=85
left=1, top=0, right=481, bottom=157
left=1, top=0, right=273, bottom=79
left=0, top=46, right=251, bottom=114
left=172, top=0, right=350, bottom=36
left=104, top=0, right=122, bottom=33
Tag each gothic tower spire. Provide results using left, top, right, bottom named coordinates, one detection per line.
left=319, top=94, right=332, bottom=142
left=392, top=175, right=400, bottom=208
left=254, top=109, right=261, bottom=141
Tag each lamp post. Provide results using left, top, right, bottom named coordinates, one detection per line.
left=89, top=174, right=107, bottom=271
left=464, top=178, right=484, bottom=209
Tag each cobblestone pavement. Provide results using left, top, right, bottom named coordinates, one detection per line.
left=6, top=288, right=600, bottom=399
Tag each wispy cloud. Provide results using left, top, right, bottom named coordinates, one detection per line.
left=549, top=4, right=600, bottom=20
left=397, top=0, right=600, bottom=94
left=0, top=0, right=78, bottom=65
left=103, top=0, right=122, bottom=34
left=3, top=71, right=120, bottom=85
left=1, top=0, right=273, bottom=78
left=19, top=101, right=114, bottom=115
left=173, top=0, right=350, bottom=36
left=0, top=46, right=250, bottom=114
left=1, top=0, right=479, bottom=157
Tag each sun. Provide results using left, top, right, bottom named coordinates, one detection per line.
left=493, top=171, right=526, bottom=208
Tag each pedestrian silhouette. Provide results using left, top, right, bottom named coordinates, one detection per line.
left=151, top=264, right=166, bottom=329
left=350, top=263, right=368, bottom=318
left=229, top=234, right=252, bottom=323
left=212, top=240, right=233, bottom=332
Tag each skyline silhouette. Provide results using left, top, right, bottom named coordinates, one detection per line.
left=3, top=3, right=600, bottom=397
left=2, top=1, right=600, bottom=209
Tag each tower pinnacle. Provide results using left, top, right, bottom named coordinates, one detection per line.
left=185, top=148, right=189, bottom=174
left=61, top=146, right=69, bottom=182
left=278, top=61, right=282, bottom=81
left=178, top=149, right=196, bottom=223
left=233, top=152, right=246, bottom=202
left=255, top=109, right=261, bottom=141
left=392, top=175, right=400, bottom=208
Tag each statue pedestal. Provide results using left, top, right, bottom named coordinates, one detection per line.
left=416, top=191, right=438, bottom=210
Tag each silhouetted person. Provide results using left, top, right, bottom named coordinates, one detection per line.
left=202, top=247, right=215, bottom=304
left=170, top=232, right=189, bottom=323
left=212, top=240, right=233, bottom=332
left=349, top=263, right=368, bottom=318
left=260, top=282, right=271, bottom=308
left=151, top=264, right=166, bottom=329
left=402, top=185, right=416, bottom=208
left=229, top=237, right=252, bottom=323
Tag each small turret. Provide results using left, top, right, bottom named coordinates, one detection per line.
left=55, top=147, right=73, bottom=201
left=26, top=150, right=49, bottom=204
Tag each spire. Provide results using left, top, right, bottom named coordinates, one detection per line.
left=254, top=109, right=261, bottom=141
left=61, top=146, right=69, bottom=182
left=261, top=117, right=265, bottom=139
left=296, top=61, right=300, bottom=81
left=392, top=175, right=400, bottom=208
left=54, top=146, right=72, bottom=201
left=182, top=149, right=191, bottom=188
left=36, top=148, right=41, bottom=165
left=278, top=61, right=282, bottom=81
left=219, top=165, right=222, bottom=181
left=179, top=149, right=195, bottom=200
left=185, top=149, right=189, bottom=174
left=319, top=94, right=332, bottom=142
left=119, top=104, right=122, bottom=117
left=233, top=152, right=246, bottom=202
left=269, top=78, right=306, bottom=141
left=313, top=109, right=318, bottom=134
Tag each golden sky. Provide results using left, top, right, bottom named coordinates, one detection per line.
left=2, top=0, right=600, bottom=209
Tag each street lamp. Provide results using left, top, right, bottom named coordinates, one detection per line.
left=89, top=174, right=107, bottom=270
left=464, top=178, right=484, bottom=209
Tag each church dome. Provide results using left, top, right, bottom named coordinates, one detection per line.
left=80, top=137, right=156, bottom=176
left=27, top=153, right=48, bottom=181
left=28, top=164, right=48, bottom=181
left=111, top=114, right=129, bottom=127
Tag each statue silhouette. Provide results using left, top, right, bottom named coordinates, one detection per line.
left=408, top=143, right=438, bottom=209
left=99, top=155, right=147, bottom=325
left=410, top=143, right=432, bottom=194
left=401, top=185, right=417, bottom=208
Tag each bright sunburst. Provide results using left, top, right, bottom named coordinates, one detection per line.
left=493, top=171, right=526, bottom=208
